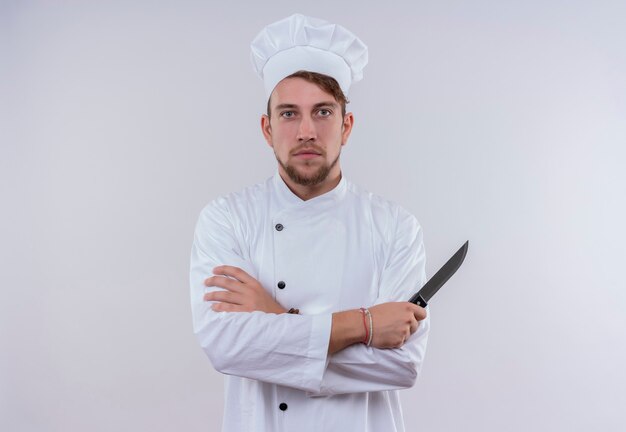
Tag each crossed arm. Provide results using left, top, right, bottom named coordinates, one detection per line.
left=204, top=265, right=427, bottom=354
left=191, top=199, right=430, bottom=395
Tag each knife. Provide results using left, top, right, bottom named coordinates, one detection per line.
left=408, top=240, right=469, bottom=307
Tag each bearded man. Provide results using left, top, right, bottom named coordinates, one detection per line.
left=190, top=14, right=430, bottom=432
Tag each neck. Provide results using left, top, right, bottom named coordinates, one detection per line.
left=279, top=168, right=342, bottom=201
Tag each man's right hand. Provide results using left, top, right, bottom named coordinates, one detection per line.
left=368, top=302, right=427, bottom=349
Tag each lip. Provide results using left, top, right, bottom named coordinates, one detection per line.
left=293, top=148, right=323, bottom=158
left=293, top=152, right=322, bottom=159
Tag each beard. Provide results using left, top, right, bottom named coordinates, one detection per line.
left=276, top=148, right=341, bottom=186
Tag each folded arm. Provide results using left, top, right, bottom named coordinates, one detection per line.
left=190, top=201, right=332, bottom=393
left=191, top=200, right=430, bottom=395
left=307, top=207, right=431, bottom=396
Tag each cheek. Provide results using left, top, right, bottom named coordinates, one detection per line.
left=319, top=123, right=344, bottom=146
left=272, top=123, right=298, bottom=141
left=315, top=123, right=333, bottom=138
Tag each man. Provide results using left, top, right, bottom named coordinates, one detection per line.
left=190, top=14, right=429, bottom=432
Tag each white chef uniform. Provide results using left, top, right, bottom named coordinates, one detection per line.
left=190, top=172, right=430, bottom=432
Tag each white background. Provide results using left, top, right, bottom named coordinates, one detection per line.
left=2, top=1, right=625, bottom=431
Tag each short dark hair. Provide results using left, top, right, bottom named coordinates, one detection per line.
left=266, top=70, right=350, bottom=118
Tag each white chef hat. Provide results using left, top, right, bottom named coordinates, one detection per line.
left=250, top=13, right=368, bottom=99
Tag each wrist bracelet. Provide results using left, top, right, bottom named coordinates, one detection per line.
left=364, top=308, right=373, bottom=347
left=359, top=308, right=369, bottom=345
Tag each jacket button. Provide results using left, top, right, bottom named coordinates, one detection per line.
left=277, top=281, right=286, bottom=289
left=275, top=223, right=284, bottom=231
left=279, top=402, right=288, bottom=411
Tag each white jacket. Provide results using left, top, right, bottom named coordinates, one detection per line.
left=190, top=172, right=430, bottom=432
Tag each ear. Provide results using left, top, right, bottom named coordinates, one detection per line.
left=261, top=114, right=273, bottom=148
left=341, top=112, right=354, bottom=146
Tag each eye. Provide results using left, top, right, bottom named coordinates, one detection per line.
left=318, top=109, right=332, bottom=117
left=281, top=111, right=295, bottom=118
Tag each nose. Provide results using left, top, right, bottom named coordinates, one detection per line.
left=296, top=114, right=316, bottom=142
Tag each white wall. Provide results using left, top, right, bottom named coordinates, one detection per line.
left=2, top=1, right=625, bottom=431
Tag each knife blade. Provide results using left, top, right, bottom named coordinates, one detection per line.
left=408, top=240, right=469, bottom=307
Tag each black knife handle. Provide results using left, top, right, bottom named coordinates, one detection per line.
left=408, top=294, right=428, bottom=308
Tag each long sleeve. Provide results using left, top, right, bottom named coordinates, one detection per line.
left=307, top=208, right=430, bottom=397
left=190, top=199, right=332, bottom=392
left=193, top=175, right=430, bottom=432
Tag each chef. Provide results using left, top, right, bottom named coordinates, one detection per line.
left=190, top=14, right=430, bottom=432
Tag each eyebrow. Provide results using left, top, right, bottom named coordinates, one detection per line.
left=274, top=101, right=339, bottom=111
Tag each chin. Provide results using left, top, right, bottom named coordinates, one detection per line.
left=286, top=166, right=331, bottom=186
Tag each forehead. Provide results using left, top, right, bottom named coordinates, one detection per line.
left=269, top=77, right=335, bottom=109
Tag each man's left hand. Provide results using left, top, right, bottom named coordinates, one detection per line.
left=203, top=266, right=287, bottom=314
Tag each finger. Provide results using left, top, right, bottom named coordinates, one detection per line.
left=397, top=337, right=406, bottom=348
left=211, top=302, right=246, bottom=312
left=204, top=275, right=244, bottom=293
left=410, top=304, right=427, bottom=321
left=409, top=319, right=419, bottom=334
left=213, top=265, right=254, bottom=284
left=204, top=290, right=244, bottom=305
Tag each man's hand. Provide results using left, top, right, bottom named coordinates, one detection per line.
left=203, top=266, right=287, bottom=314
left=368, top=302, right=426, bottom=349
left=328, top=302, right=427, bottom=354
